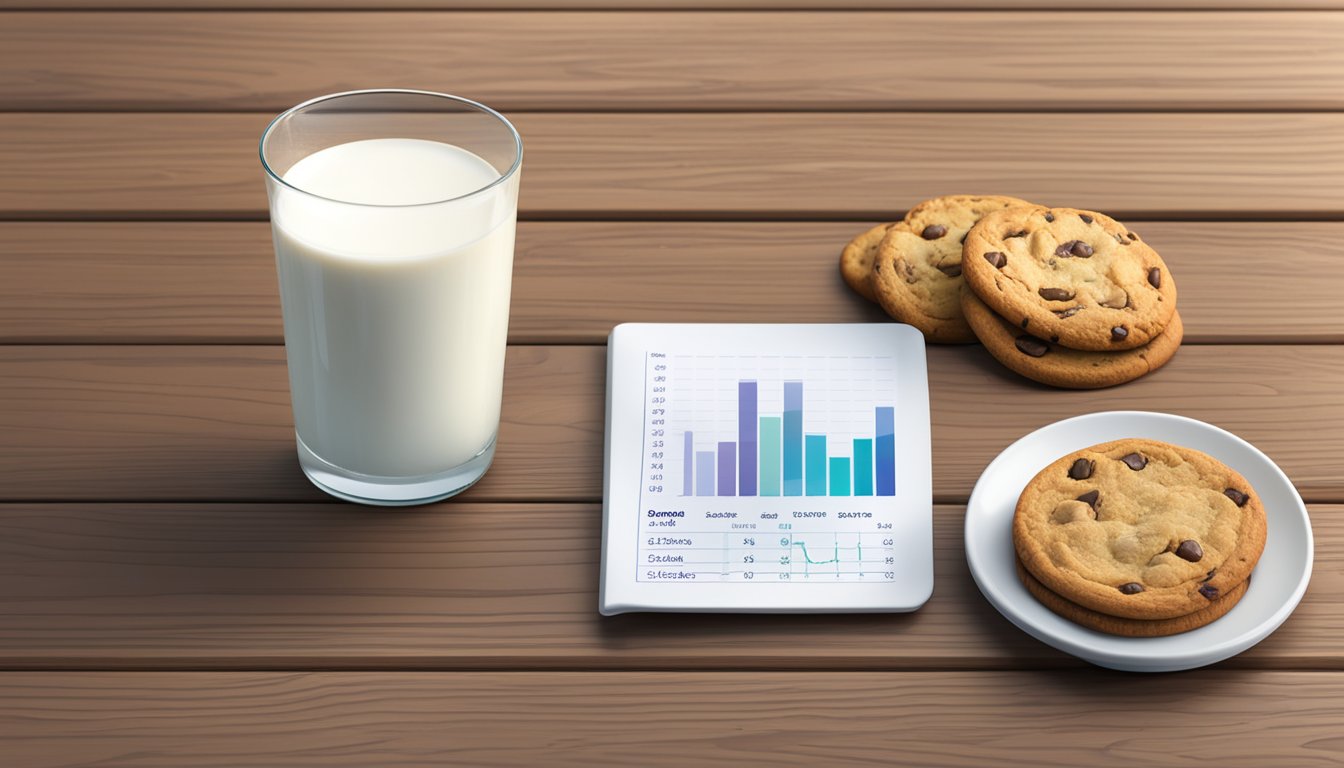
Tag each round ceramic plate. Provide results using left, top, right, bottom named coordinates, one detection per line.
left=965, top=411, right=1313, bottom=672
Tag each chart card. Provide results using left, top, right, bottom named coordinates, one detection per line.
left=600, top=324, right=932, bottom=614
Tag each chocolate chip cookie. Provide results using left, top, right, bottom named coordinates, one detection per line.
left=871, top=194, right=1034, bottom=344
left=961, top=286, right=1183, bottom=389
left=839, top=222, right=896, bottom=302
left=1014, top=439, right=1266, bottom=620
left=962, top=207, right=1177, bottom=351
left=1016, top=559, right=1249, bottom=637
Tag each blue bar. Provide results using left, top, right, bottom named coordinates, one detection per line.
left=717, top=441, right=736, bottom=496
left=853, top=438, right=873, bottom=496
left=738, top=381, right=757, bottom=496
left=876, top=406, right=896, bottom=496
left=696, top=451, right=715, bottom=496
left=805, top=434, right=827, bottom=496
left=829, top=457, right=851, bottom=496
left=683, top=431, right=693, bottom=496
left=783, top=381, right=804, bottom=496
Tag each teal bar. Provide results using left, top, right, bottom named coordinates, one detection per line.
left=759, top=416, right=782, bottom=497
left=853, top=439, right=873, bottom=496
left=805, top=435, right=827, bottom=496
left=829, top=457, right=850, bottom=496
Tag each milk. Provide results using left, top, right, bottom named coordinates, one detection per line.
left=269, top=138, right=518, bottom=479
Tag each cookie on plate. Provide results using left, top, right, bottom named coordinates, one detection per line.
left=1014, top=439, right=1266, bottom=620
left=961, top=207, right=1177, bottom=351
left=839, top=222, right=897, bottom=302
left=961, top=286, right=1183, bottom=389
left=871, top=194, right=1034, bottom=344
left=1015, top=560, right=1248, bottom=637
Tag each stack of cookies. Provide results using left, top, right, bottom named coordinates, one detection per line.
left=840, top=196, right=1183, bottom=388
left=1013, top=439, right=1266, bottom=637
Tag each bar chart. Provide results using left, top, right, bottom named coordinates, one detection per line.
left=680, top=379, right=896, bottom=498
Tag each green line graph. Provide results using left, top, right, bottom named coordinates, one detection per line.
left=786, top=535, right=869, bottom=577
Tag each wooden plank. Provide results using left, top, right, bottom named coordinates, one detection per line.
left=1, top=221, right=1340, bottom=345
left=4, top=113, right=1344, bottom=219
left=0, top=502, right=1333, bottom=669
left=1, top=671, right=1341, bottom=767
left=4, top=12, right=1344, bottom=111
left=0, top=345, right=1339, bottom=503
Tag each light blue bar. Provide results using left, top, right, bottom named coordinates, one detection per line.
left=683, top=431, right=693, bottom=496
left=695, top=451, right=715, bottom=496
left=759, top=416, right=782, bottom=497
left=805, top=434, right=827, bottom=496
left=783, top=381, right=804, bottom=496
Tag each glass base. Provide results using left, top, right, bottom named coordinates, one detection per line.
left=295, top=432, right=496, bottom=506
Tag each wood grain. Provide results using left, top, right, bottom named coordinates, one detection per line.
left=0, top=501, right=1333, bottom=669
left=5, top=113, right=1344, bottom=219
left=5, top=12, right=1344, bottom=111
left=0, top=345, right=1339, bottom=504
left=1, top=221, right=1340, bottom=344
left=2, top=671, right=1343, bottom=767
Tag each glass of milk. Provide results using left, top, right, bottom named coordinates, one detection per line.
left=259, top=90, right=522, bottom=505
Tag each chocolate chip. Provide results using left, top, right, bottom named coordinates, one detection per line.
left=1114, top=233, right=1127, bottom=245
left=1079, top=214, right=1094, bottom=224
left=1120, top=452, right=1147, bottom=471
left=1068, top=458, right=1095, bottom=480
left=983, top=251, right=1007, bottom=269
left=1198, top=584, right=1219, bottom=600
left=937, top=263, right=963, bottom=277
left=1006, top=229, right=1028, bottom=239
left=1050, top=334, right=1060, bottom=342
left=1147, top=267, right=1161, bottom=289
left=1224, top=488, right=1249, bottom=507
left=1020, top=318, right=1029, bottom=329
left=1054, top=306, right=1083, bottom=319
left=1202, top=569, right=1217, bottom=583
left=1076, top=489, right=1100, bottom=509
left=1044, top=213, right=1055, bottom=222
left=1054, top=240, right=1094, bottom=258
left=1127, top=232, right=1138, bottom=241
left=1014, top=336, right=1049, bottom=357
left=1038, top=287, right=1075, bottom=301
left=1119, top=582, right=1144, bottom=595
left=1111, top=326, right=1129, bottom=342
left=1175, top=540, right=1204, bottom=562
left=921, top=224, right=947, bottom=240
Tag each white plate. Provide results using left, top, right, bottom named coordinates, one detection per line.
left=965, top=411, right=1313, bottom=672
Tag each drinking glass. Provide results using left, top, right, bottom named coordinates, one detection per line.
left=260, top=90, right=522, bottom=505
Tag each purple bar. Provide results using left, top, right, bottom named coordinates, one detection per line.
left=717, top=441, right=736, bottom=496
left=738, top=381, right=757, bottom=496
left=683, top=431, right=693, bottom=496
left=695, top=451, right=715, bottom=496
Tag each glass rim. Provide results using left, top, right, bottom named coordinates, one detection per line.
left=259, top=88, right=523, bottom=209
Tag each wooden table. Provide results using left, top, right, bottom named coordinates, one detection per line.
left=2, top=2, right=1343, bottom=765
